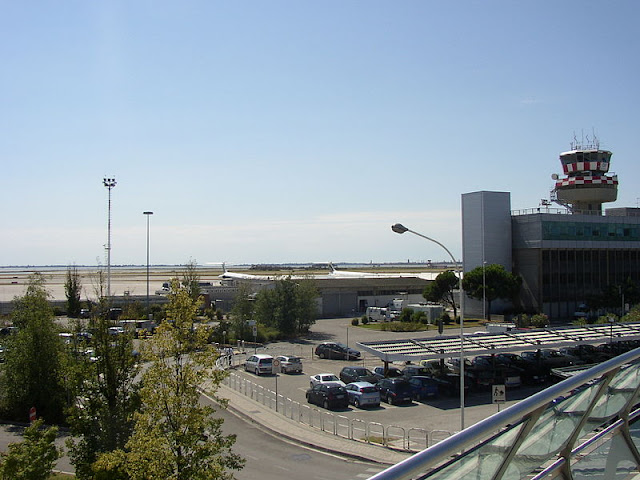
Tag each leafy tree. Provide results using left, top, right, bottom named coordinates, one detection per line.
left=254, top=277, right=318, bottom=336
left=230, top=283, right=254, bottom=342
left=66, top=312, right=141, bottom=480
left=423, top=270, right=459, bottom=319
left=0, top=274, right=66, bottom=423
left=462, top=264, right=521, bottom=321
left=65, top=265, right=83, bottom=318
left=95, top=279, right=244, bottom=479
left=0, top=418, right=61, bottom=479
left=181, top=259, right=202, bottom=303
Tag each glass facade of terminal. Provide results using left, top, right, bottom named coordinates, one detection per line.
left=542, top=221, right=640, bottom=242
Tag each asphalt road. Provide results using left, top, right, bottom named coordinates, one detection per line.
left=211, top=401, right=385, bottom=480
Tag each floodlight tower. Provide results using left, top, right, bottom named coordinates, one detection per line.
left=103, top=177, right=117, bottom=299
left=551, top=134, right=618, bottom=215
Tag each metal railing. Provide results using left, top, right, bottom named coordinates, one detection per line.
left=367, top=347, right=640, bottom=480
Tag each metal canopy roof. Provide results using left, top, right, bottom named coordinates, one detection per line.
left=356, top=322, right=640, bottom=363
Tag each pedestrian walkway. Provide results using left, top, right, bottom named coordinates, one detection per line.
left=208, top=382, right=414, bottom=466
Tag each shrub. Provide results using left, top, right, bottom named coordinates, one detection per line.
left=351, top=318, right=359, bottom=326
left=440, top=312, right=452, bottom=325
left=361, top=316, right=368, bottom=325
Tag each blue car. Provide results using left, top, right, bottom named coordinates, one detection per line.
left=407, top=376, right=440, bottom=400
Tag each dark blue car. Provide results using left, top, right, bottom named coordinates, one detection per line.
left=407, top=375, right=439, bottom=400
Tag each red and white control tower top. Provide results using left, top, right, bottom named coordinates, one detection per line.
left=551, top=136, right=618, bottom=214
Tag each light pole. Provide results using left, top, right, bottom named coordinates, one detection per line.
left=391, top=223, right=466, bottom=430
left=483, top=261, right=487, bottom=321
left=143, top=211, right=153, bottom=320
left=103, top=178, right=117, bottom=299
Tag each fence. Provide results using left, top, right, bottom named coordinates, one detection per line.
left=221, top=367, right=453, bottom=452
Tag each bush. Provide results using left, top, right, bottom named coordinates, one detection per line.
left=440, top=312, right=452, bottom=325
left=361, top=316, right=368, bottom=325
left=351, top=318, right=359, bottom=326
left=379, top=322, right=425, bottom=332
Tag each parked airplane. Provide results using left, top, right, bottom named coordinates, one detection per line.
left=218, top=263, right=276, bottom=281
left=328, top=263, right=418, bottom=279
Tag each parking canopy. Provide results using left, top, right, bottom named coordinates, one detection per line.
left=356, top=322, right=640, bottom=363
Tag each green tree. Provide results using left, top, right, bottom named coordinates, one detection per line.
left=230, top=283, right=254, bottom=342
left=66, top=313, right=141, bottom=480
left=0, top=418, right=61, bottom=480
left=254, top=277, right=318, bottom=336
left=95, top=279, right=244, bottom=479
left=423, top=270, right=459, bottom=319
left=181, top=259, right=202, bottom=303
left=0, top=274, right=66, bottom=423
left=462, top=264, right=521, bottom=321
left=65, top=265, right=83, bottom=318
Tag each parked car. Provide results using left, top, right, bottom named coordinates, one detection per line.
left=339, top=366, right=378, bottom=385
left=402, top=365, right=431, bottom=379
left=345, top=382, right=381, bottom=408
left=306, top=384, right=349, bottom=410
left=494, top=353, right=547, bottom=385
left=376, top=378, right=413, bottom=405
left=407, top=376, right=440, bottom=400
left=373, top=366, right=404, bottom=379
left=275, top=355, right=303, bottom=374
left=245, top=354, right=274, bottom=375
left=315, top=342, right=361, bottom=360
left=309, top=373, right=345, bottom=388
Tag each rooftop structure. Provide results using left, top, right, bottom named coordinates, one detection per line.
left=551, top=135, right=618, bottom=215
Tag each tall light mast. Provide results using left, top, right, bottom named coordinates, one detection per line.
left=103, top=177, right=117, bottom=299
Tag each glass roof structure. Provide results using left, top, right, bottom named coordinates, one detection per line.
left=367, top=347, right=640, bottom=480
left=357, top=323, right=640, bottom=362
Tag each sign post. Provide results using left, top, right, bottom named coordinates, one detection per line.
left=29, top=406, right=36, bottom=424
left=272, top=358, right=281, bottom=412
left=492, top=384, right=506, bottom=412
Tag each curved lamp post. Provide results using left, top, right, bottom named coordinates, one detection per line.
left=391, top=223, right=466, bottom=430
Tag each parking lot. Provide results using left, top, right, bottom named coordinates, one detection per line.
left=228, top=318, right=554, bottom=434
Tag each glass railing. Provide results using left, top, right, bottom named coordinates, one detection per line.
left=368, top=347, right=640, bottom=480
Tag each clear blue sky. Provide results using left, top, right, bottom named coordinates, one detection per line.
left=2, top=1, right=639, bottom=266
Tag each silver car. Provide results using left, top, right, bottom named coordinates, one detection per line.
left=276, top=355, right=303, bottom=374
left=345, top=382, right=381, bottom=408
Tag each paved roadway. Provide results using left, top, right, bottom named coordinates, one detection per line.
left=211, top=400, right=386, bottom=480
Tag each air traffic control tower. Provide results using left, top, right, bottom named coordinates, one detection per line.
left=551, top=136, right=618, bottom=215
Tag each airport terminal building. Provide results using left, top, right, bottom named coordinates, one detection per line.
left=463, top=140, right=640, bottom=319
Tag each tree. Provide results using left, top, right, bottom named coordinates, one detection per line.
left=95, top=279, right=244, bottom=479
left=462, top=264, right=521, bottom=321
left=0, top=418, right=61, bottom=479
left=65, top=265, right=83, bottom=318
left=181, top=259, right=202, bottom=303
left=66, top=312, right=141, bottom=480
left=230, top=283, right=254, bottom=342
left=0, top=274, right=66, bottom=424
left=254, top=277, right=318, bottom=336
left=423, top=270, right=459, bottom=319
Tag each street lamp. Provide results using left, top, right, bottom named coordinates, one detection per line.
left=143, top=211, right=153, bottom=320
left=391, top=223, right=466, bottom=430
left=103, top=177, right=117, bottom=299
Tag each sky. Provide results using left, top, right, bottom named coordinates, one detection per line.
left=2, top=1, right=639, bottom=267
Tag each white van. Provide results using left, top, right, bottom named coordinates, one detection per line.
left=245, top=354, right=274, bottom=375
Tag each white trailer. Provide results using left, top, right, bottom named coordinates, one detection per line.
left=365, top=306, right=389, bottom=322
